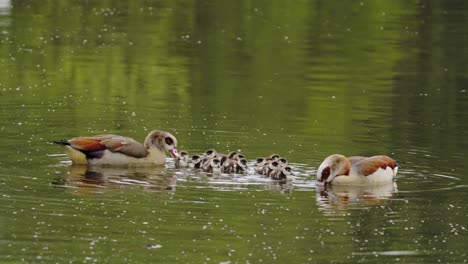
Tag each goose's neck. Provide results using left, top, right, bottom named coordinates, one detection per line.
left=144, top=133, right=163, bottom=152
left=338, top=160, right=351, bottom=176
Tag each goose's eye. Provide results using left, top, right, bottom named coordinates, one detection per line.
left=165, top=137, right=174, bottom=145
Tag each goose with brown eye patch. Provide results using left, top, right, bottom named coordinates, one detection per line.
left=317, top=154, right=399, bottom=185
left=53, top=130, right=179, bottom=166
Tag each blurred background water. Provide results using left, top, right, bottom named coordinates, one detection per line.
left=1, top=0, right=468, bottom=263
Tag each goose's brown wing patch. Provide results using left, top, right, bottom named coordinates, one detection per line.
left=67, top=136, right=110, bottom=152
left=354, top=155, right=396, bottom=176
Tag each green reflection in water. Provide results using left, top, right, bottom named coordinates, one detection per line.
left=1, top=0, right=468, bottom=263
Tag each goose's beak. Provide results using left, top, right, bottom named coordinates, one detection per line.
left=170, top=149, right=180, bottom=161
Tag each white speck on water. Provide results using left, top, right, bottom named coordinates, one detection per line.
left=146, top=244, right=162, bottom=249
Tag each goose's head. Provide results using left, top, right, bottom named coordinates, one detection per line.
left=145, top=130, right=179, bottom=161
left=317, top=154, right=350, bottom=184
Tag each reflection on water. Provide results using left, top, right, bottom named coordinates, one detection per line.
left=1, top=0, right=468, bottom=262
left=316, top=182, right=398, bottom=214
left=52, top=164, right=178, bottom=193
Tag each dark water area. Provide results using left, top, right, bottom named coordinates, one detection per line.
left=1, top=0, right=468, bottom=263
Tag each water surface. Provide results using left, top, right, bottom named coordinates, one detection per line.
left=1, top=0, right=468, bottom=263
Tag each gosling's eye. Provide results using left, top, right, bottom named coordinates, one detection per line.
left=165, top=137, right=174, bottom=145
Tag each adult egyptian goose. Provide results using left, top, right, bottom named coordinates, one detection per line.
left=317, top=154, right=398, bottom=185
left=54, top=130, right=180, bottom=166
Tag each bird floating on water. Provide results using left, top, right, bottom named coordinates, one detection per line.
left=254, top=154, right=291, bottom=180
left=53, top=130, right=179, bottom=166
left=316, top=154, right=398, bottom=186
left=175, top=149, right=292, bottom=179
left=178, top=151, right=190, bottom=167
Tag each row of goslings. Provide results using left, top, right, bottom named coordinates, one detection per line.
left=177, top=149, right=248, bottom=174
left=255, top=154, right=292, bottom=180
left=177, top=150, right=292, bottom=180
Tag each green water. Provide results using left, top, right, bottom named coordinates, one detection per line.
left=1, top=0, right=468, bottom=263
